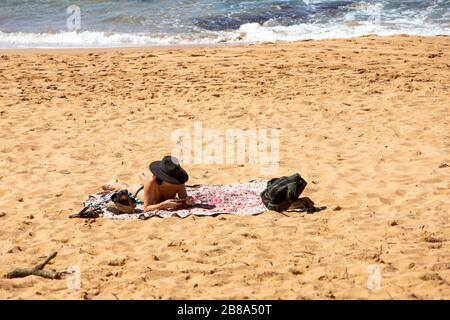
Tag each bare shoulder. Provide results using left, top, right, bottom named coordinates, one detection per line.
left=144, top=177, right=157, bottom=190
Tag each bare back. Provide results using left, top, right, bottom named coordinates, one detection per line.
left=143, top=177, right=186, bottom=206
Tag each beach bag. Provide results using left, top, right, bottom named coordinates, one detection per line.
left=260, top=173, right=307, bottom=212
left=108, top=189, right=137, bottom=214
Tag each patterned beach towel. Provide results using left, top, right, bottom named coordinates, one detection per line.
left=80, top=180, right=268, bottom=220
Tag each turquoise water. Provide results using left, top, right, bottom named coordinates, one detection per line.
left=0, top=0, right=449, bottom=47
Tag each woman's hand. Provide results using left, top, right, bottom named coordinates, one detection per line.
left=176, top=196, right=193, bottom=208
left=157, top=199, right=180, bottom=210
left=185, top=196, right=194, bottom=206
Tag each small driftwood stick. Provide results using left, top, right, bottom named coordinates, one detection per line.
left=34, top=251, right=57, bottom=270
left=6, top=251, right=64, bottom=280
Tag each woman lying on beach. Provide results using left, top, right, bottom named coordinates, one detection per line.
left=102, top=156, right=193, bottom=211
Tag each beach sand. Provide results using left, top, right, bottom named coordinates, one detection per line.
left=0, top=35, right=449, bottom=299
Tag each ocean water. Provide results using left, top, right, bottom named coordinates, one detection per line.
left=0, top=0, right=449, bottom=48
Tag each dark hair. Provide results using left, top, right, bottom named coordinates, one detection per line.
left=155, top=177, right=163, bottom=185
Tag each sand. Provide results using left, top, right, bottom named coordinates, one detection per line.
left=0, top=35, right=449, bottom=299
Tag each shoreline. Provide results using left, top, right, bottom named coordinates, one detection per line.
left=1, top=34, right=449, bottom=53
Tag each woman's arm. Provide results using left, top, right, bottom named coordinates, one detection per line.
left=177, top=185, right=193, bottom=206
left=178, top=184, right=188, bottom=199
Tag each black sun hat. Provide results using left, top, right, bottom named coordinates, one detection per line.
left=149, top=156, right=189, bottom=185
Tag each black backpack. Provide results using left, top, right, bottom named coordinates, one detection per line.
left=260, top=173, right=307, bottom=212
